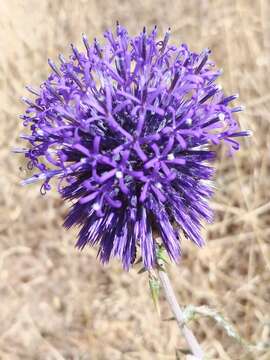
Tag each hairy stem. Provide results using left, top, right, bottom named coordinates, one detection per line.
left=158, top=269, right=204, bottom=359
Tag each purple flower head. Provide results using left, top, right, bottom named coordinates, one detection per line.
left=18, top=25, right=250, bottom=270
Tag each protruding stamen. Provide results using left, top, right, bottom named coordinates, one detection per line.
left=228, top=130, right=253, bottom=138
left=199, top=85, right=222, bottom=103
left=219, top=93, right=239, bottom=106
left=231, top=105, right=245, bottom=112
left=21, top=97, right=43, bottom=111
left=195, top=48, right=210, bottom=74
left=25, top=85, right=40, bottom=96
left=58, top=54, right=66, bottom=64
left=160, top=27, right=171, bottom=53
left=82, top=33, right=91, bottom=57
left=48, top=59, right=61, bottom=77
left=21, top=173, right=47, bottom=185
left=11, top=147, right=28, bottom=154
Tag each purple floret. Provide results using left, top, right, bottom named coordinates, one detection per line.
left=18, top=25, right=250, bottom=269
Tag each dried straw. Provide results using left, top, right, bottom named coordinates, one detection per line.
left=0, top=0, right=269, bottom=359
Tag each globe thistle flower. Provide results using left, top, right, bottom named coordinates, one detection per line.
left=17, top=25, right=250, bottom=270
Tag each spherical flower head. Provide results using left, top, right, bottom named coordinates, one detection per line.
left=18, top=25, right=250, bottom=270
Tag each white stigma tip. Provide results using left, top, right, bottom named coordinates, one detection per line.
left=240, top=105, right=246, bottom=111
left=186, top=118, right=192, bottom=126
left=92, top=203, right=101, bottom=211
left=218, top=113, right=225, bottom=121
left=156, top=182, right=162, bottom=189
left=246, top=130, right=253, bottom=137
left=217, top=84, right=222, bottom=91
left=115, top=171, right=123, bottom=179
left=167, top=153, right=175, bottom=161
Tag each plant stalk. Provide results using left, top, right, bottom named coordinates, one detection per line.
left=158, top=269, right=204, bottom=359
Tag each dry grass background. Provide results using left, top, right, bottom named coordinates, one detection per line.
left=0, top=0, right=270, bottom=359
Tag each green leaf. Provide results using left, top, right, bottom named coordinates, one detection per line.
left=149, top=274, right=160, bottom=316
left=156, top=244, right=169, bottom=266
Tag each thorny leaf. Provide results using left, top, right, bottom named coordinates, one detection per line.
left=183, top=305, right=270, bottom=353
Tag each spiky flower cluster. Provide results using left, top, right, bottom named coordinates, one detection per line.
left=18, top=25, right=249, bottom=269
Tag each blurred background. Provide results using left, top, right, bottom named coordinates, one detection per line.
left=0, top=0, right=270, bottom=359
